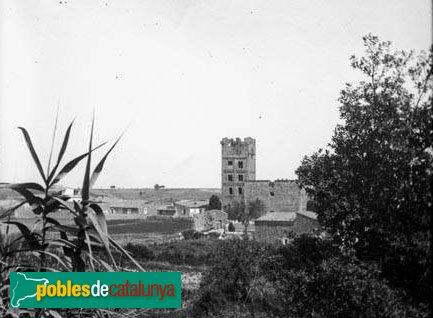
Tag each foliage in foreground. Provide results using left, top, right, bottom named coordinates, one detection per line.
left=0, top=117, right=142, bottom=317
left=296, top=34, right=432, bottom=303
left=192, top=236, right=428, bottom=318
left=126, top=238, right=217, bottom=266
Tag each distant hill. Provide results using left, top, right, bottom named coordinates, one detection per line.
left=0, top=187, right=221, bottom=206
left=91, top=188, right=221, bottom=204
left=0, top=188, right=20, bottom=200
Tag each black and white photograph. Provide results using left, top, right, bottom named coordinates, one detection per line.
left=0, top=1, right=431, bottom=317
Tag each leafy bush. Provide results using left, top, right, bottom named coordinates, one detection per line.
left=125, top=239, right=218, bottom=267
left=227, top=222, right=235, bottom=232
left=272, top=234, right=338, bottom=272
left=125, top=242, right=155, bottom=260
left=182, top=229, right=204, bottom=240
left=207, top=195, right=222, bottom=210
left=192, top=239, right=277, bottom=317
left=193, top=235, right=427, bottom=317
left=206, top=232, right=220, bottom=239
left=273, top=258, right=427, bottom=318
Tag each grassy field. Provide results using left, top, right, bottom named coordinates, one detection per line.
left=107, top=217, right=195, bottom=245
left=107, top=218, right=194, bottom=234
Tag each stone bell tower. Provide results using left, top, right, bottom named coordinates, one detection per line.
left=220, top=137, right=256, bottom=211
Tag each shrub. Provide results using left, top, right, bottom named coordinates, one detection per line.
left=272, top=234, right=338, bottom=273
left=192, top=240, right=276, bottom=317
left=274, top=258, right=428, bottom=318
left=206, top=232, right=220, bottom=239
left=193, top=231, right=205, bottom=239
left=193, top=235, right=427, bottom=318
left=227, top=222, right=235, bottom=232
left=125, top=243, right=155, bottom=260
left=182, top=229, right=205, bottom=240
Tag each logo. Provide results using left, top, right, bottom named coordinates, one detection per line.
left=10, top=272, right=181, bottom=308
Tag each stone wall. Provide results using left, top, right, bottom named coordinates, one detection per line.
left=193, top=210, right=228, bottom=231
left=244, top=180, right=307, bottom=213
left=255, top=223, right=294, bottom=244
left=174, top=204, right=206, bottom=217
left=255, top=213, right=319, bottom=244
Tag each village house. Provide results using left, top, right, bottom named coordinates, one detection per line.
left=254, top=211, right=320, bottom=244
left=156, top=205, right=176, bottom=216
left=174, top=200, right=208, bottom=217
left=50, top=185, right=82, bottom=201
left=109, top=201, right=148, bottom=215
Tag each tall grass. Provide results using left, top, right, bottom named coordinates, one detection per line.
left=0, top=116, right=143, bottom=317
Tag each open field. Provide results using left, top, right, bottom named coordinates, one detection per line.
left=108, top=217, right=195, bottom=245
left=107, top=218, right=194, bottom=234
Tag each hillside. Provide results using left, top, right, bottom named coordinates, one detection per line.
left=91, top=188, right=221, bottom=204
left=1, top=187, right=220, bottom=203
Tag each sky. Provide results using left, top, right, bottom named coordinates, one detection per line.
left=0, top=0, right=431, bottom=188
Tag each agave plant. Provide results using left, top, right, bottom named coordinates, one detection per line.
left=0, top=115, right=143, bottom=317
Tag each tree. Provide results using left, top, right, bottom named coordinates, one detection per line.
left=154, top=184, right=165, bottom=190
left=207, top=195, right=222, bottom=210
left=228, top=199, right=266, bottom=236
left=228, top=222, right=235, bottom=232
left=296, top=34, right=432, bottom=302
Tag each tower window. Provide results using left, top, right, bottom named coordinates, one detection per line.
left=238, top=174, right=244, bottom=181
left=238, top=161, right=244, bottom=169
left=238, top=187, right=243, bottom=195
left=228, top=160, right=233, bottom=166
left=229, top=187, right=233, bottom=195
left=228, top=174, right=233, bottom=181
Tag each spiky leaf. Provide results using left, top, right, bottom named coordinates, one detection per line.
left=8, top=183, right=45, bottom=193
left=47, top=120, right=74, bottom=184
left=18, top=127, right=46, bottom=184
left=82, top=116, right=95, bottom=202
left=50, top=142, right=106, bottom=187
left=89, top=134, right=123, bottom=189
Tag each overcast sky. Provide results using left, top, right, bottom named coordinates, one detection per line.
left=0, top=0, right=431, bottom=188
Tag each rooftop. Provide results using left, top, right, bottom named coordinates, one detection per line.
left=255, top=212, right=297, bottom=222
left=297, top=210, right=318, bottom=220
left=255, top=211, right=318, bottom=225
left=244, top=179, right=297, bottom=183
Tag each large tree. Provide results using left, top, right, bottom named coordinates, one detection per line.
left=228, top=199, right=266, bottom=236
left=207, top=195, right=222, bottom=210
left=296, top=35, right=432, bottom=302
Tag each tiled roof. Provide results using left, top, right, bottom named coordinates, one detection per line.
left=297, top=210, right=318, bottom=220
left=255, top=211, right=318, bottom=225
left=244, top=179, right=297, bottom=183
left=256, top=212, right=297, bottom=222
